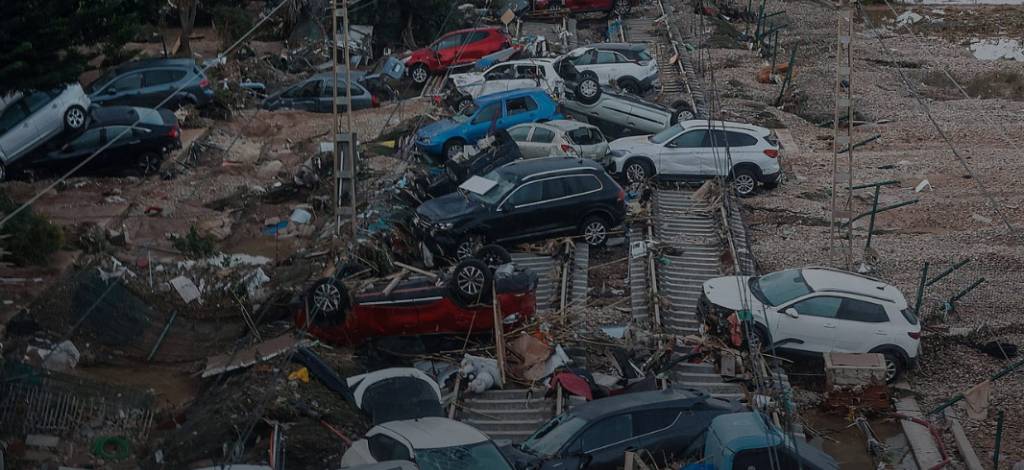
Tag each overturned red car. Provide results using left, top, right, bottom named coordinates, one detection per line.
left=296, top=249, right=538, bottom=346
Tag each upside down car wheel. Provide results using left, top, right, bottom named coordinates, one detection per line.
left=450, top=258, right=493, bottom=305
left=474, top=244, right=511, bottom=272
left=307, top=278, right=350, bottom=325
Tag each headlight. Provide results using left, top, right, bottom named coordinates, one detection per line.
left=434, top=221, right=454, bottom=231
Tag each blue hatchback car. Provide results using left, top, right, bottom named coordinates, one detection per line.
left=416, top=88, right=562, bottom=159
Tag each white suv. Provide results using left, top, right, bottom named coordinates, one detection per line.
left=444, top=59, right=563, bottom=112
left=562, top=43, right=659, bottom=95
left=607, top=120, right=783, bottom=196
left=699, top=267, right=921, bottom=382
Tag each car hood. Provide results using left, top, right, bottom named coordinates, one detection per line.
left=450, top=72, right=486, bottom=89
left=416, top=192, right=484, bottom=222
left=609, top=135, right=653, bottom=153
left=500, top=444, right=542, bottom=469
left=703, top=276, right=762, bottom=311
left=418, top=118, right=462, bottom=140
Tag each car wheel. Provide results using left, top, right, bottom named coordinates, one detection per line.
left=580, top=216, right=610, bottom=247
left=456, top=97, right=474, bottom=115
left=136, top=152, right=163, bottom=176
left=882, top=352, right=902, bottom=383
left=0, top=162, right=6, bottom=182
left=411, top=64, right=430, bottom=84
left=474, top=244, right=511, bottom=271
left=306, top=278, right=350, bottom=325
left=732, top=167, right=758, bottom=197
left=443, top=139, right=466, bottom=160
left=451, top=258, right=493, bottom=304
left=64, top=105, right=87, bottom=131
left=670, top=101, right=696, bottom=124
left=613, top=0, right=632, bottom=15
left=619, top=78, right=640, bottom=95
left=623, top=159, right=652, bottom=184
left=575, top=73, right=601, bottom=105
left=455, top=237, right=478, bottom=261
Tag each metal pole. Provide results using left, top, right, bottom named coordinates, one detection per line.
left=331, top=0, right=340, bottom=236
left=769, top=30, right=779, bottom=74
left=913, top=262, right=929, bottom=318
left=343, top=0, right=357, bottom=242
left=865, top=185, right=880, bottom=249
left=994, top=410, right=1005, bottom=469
left=926, top=258, right=971, bottom=287
left=950, top=277, right=986, bottom=303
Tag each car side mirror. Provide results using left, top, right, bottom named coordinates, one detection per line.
left=501, top=203, right=514, bottom=212
left=783, top=307, right=799, bottom=318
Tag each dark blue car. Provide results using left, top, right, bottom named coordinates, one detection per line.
left=416, top=88, right=562, bottom=160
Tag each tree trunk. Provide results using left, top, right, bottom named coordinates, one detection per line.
left=176, top=0, right=199, bottom=57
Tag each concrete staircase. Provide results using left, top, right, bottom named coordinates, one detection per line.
left=458, top=388, right=554, bottom=443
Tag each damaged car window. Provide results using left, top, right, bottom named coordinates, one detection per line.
left=467, top=169, right=516, bottom=205
left=520, top=415, right=589, bottom=457
left=749, top=269, right=812, bottom=306
left=415, top=442, right=513, bottom=470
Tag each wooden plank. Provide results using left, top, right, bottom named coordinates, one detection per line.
left=393, top=261, right=439, bottom=279
left=202, top=334, right=309, bottom=378
left=945, top=408, right=984, bottom=470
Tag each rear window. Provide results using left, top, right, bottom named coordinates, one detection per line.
left=901, top=308, right=919, bottom=325
left=136, top=108, right=164, bottom=125
left=565, top=175, right=601, bottom=194
left=143, top=69, right=186, bottom=86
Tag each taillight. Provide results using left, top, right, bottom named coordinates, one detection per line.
left=763, top=149, right=779, bottom=158
left=617, top=187, right=625, bottom=203
left=908, top=331, right=921, bottom=340
left=168, top=126, right=180, bottom=138
left=199, top=78, right=209, bottom=88
left=560, top=144, right=572, bottom=153
left=371, top=95, right=380, bottom=107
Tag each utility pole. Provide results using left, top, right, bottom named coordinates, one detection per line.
left=829, top=2, right=855, bottom=270
left=332, top=0, right=358, bottom=240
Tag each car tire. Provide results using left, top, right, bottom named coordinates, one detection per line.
left=454, top=236, right=479, bottom=261
left=306, top=277, right=350, bottom=325
left=475, top=244, right=511, bottom=272
left=136, top=152, right=163, bottom=177
left=456, top=97, right=474, bottom=115
left=881, top=352, right=903, bottom=383
left=450, top=258, right=493, bottom=304
left=0, top=162, right=6, bottom=183
left=669, top=101, right=696, bottom=124
left=411, top=64, right=430, bottom=84
left=613, top=0, right=632, bottom=15
left=623, top=159, right=653, bottom=184
left=580, top=215, right=610, bottom=247
left=575, top=72, right=602, bottom=105
left=443, top=138, right=466, bottom=160
left=64, top=105, right=87, bottom=132
left=732, top=167, right=758, bottom=197
left=619, top=78, right=641, bottom=95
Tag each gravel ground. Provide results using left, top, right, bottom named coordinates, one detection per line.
left=676, top=0, right=1024, bottom=464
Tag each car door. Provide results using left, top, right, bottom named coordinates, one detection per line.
left=658, top=129, right=706, bottom=178
left=495, top=180, right=547, bottom=241
left=481, top=63, right=515, bottom=95
left=571, top=49, right=598, bottom=77
left=142, top=68, right=187, bottom=107
left=834, top=297, right=891, bottom=352
left=50, top=127, right=105, bottom=171
left=21, top=91, right=60, bottom=151
left=467, top=101, right=502, bottom=143
left=100, top=72, right=144, bottom=106
left=536, top=176, right=579, bottom=234
left=285, top=80, right=323, bottom=112
left=502, top=96, right=541, bottom=128
left=631, top=409, right=690, bottom=462
left=320, top=78, right=351, bottom=112
left=588, top=50, right=622, bottom=85
left=511, top=65, right=547, bottom=92
left=701, top=130, right=760, bottom=176
left=774, top=295, right=843, bottom=353
left=522, top=125, right=556, bottom=158
left=507, top=123, right=534, bottom=156
left=438, top=32, right=469, bottom=66
left=463, top=30, right=494, bottom=62
left=0, top=100, right=34, bottom=160
left=577, top=413, right=636, bottom=470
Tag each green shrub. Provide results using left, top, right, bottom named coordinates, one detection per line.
left=0, top=192, right=64, bottom=266
left=172, top=225, right=216, bottom=259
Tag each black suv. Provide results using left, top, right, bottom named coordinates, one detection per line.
left=413, top=157, right=626, bottom=260
left=86, top=58, right=215, bottom=109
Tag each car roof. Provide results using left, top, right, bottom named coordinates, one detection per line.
left=498, top=156, right=604, bottom=179
left=114, top=58, right=198, bottom=72
left=311, top=71, right=367, bottom=82
left=543, top=119, right=595, bottom=132
left=568, top=389, right=709, bottom=421
left=800, top=267, right=907, bottom=306
left=678, top=119, right=770, bottom=135
left=377, top=417, right=488, bottom=449
left=476, top=88, right=547, bottom=105
left=591, top=42, right=649, bottom=52
left=496, top=58, right=555, bottom=66
left=448, top=26, right=502, bottom=35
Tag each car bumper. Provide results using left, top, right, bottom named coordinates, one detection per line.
left=759, top=167, right=783, bottom=184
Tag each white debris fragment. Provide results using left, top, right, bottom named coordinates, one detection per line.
left=169, top=276, right=202, bottom=303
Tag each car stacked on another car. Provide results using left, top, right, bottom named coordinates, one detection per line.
left=404, top=27, right=512, bottom=85
left=699, top=267, right=921, bottom=382
left=413, top=157, right=626, bottom=260
left=0, top=84, right=91, bottom=181
left=443, top=59, right=563, bottom=113
left=508, top=119, right=609, bottom=160
left=262, top=71, right=379, bottom=112
left=562, top=43, right=659, bottom=95
left=503, top=388, right=742, bottom=470
left=415, top=88, right=563, bottom=160
left=86, top=58, right=214, bottom=109
left=607, top=120, right=783, bottom=196
left=12, top=106, right=180, bottom=179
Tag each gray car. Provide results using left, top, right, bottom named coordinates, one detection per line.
left=507, top=120, right=609, bottom=160
left=262, top=72, right=377, bottom=112
left=87, top=58, right=215, bottom=109
left=0, top=84, right=91, bottom=181
left=563, top=84, right=695, bottom=138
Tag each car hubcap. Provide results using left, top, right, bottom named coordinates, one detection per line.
left=676, top=109, right=694, bottom=122
left=584, top=222, right=607, bottom=245
left=413, top=67, right=427, bottom=83
left=581, top=81, right=598, bottom=98
left=456, top=241, right=474, bottom=260
left=68, top=109, right=84, bottom=128
left=734, top=175, right=755, bottom=195
left=626, top=164, right=645, bottom=182
left=457, top=266, right=485, bottom=296
left=885, top=358, right=897, bottom=382
left=140, top=155, right=159, bottom=175
left=313, top=283, right=341, bottom=313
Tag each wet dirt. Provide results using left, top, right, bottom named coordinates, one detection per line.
left=801, top=408, right=907, bottom=469
left=71, top=362, right=200, bottom=410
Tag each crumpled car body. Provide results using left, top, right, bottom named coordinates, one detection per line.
left=410, top=129, right=523, bottom=200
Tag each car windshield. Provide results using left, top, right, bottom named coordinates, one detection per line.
left=649, top=124, right=684, bottom=144
left=467, top=168, right=517, bottom=205
left=87, top=70, right=118, bottom=94
left=415, top=441, right=513, bottom=470
left=520, top=415, right=588, bottom=457
left=749, top=269, right=812, bottom=306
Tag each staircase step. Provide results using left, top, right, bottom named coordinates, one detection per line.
left=463, top=418, right=548, bottom=433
